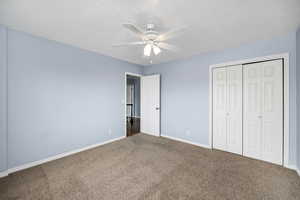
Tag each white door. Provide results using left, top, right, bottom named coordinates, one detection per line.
left=243, top=60, right=283, bottom=165
left=213, top=67, right=227, bottom=151
left=243, top=63, right=263, bottom=160
left=212, top=66, right=242, bottom=154
left=141, top=74, right=160, bottom=136
left=261, top=60, right=283, bottom=164
left=226, top=65, right=243, bottom=155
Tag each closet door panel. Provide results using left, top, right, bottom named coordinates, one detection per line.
left=243, top=64, right=262, bottom=160
left=212, top=68, right=227, bottom=151
left=243, top=60, right=283, bottom=165
left=261, top=60, right=283, bottom=165
left=226, top=65, right=243, bottom=155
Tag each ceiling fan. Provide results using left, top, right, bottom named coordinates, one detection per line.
left=113, top=23, right=184, bottom=57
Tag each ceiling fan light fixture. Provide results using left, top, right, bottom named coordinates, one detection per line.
left=153, top=45, right=161, bottom=55
left=114, top=23, right=183, bottom=58
left=144, top=44, right=152, bottom=56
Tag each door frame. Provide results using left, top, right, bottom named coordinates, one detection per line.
left=209, top=53, right=290, bottom=167
left=125, top=72, right=142, bottom=137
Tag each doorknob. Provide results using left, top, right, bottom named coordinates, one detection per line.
left=156, top=107, right=160, bottom=110
left=258, top=115, right=262, bottom=119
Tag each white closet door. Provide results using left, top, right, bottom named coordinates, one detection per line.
left=261, top=60, right=283, bottom=165
left=243, top=63, right=263, bottom=160
left=213, top=68, right=227, bottom=151
left=226, top=65, right=243, bottom=155
left=243, top=60, right=283, bottom=165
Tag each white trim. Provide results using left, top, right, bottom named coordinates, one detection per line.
left=0, top=171, right=8, bottom=178
left=286, top=165, right=298, bottom=170
left=126, top=72, right=143, bottom=77
left=209, top=53, right=290, bottom=167
left=161, top=134, right=211, bottom=149
left=0, top=136, right=125, bottom=177
left=125, top=72, right=142, bottom=137
left=286, top=165, right=300, bottom=176
left=208, top=63, right=213, bottom=151
left=209, top=53, right=289, bottom=69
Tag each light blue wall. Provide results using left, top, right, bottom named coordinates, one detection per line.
left=0, top=26, right=7, bottom=172
left=297, top=28, right=300, bottom=170
left=1, top=24, right=299, bottom=172
left=1, top=26, right=142, bottom=170
left=144, top=32, right=298, bottom=166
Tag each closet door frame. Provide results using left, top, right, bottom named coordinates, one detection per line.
left=209, top=53, right=290, bottom=167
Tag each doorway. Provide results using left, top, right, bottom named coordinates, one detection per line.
left=125, top=72, right=161, bottom=137
left=126, top=74, right=141, bottom=137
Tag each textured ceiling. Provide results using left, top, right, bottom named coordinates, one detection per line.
left=1, top=0, right=300, bottom=66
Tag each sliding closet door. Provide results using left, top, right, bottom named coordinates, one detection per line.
left=213, top=68, right=227, bottom=151
left=226, top=66, right=243, bottom=154
left=212, top=66, right=242, bottom=154
left=243, top=60, right=283, bottom=165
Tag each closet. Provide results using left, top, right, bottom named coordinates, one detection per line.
left=212, top=59, right=284, bottom=165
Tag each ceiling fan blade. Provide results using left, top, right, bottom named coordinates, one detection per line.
left=157, top=42, right=179, bottom=52
left=122, top=23, right=144, bottom=38
left=157, top=27, right=187, bottom=41
left=112, top=41, right=145, bottom=47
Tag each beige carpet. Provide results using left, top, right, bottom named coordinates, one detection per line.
left=0, top=133, right=299, bottom=200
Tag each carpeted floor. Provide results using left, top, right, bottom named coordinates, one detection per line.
left=0, top=133, right=299, bottom=200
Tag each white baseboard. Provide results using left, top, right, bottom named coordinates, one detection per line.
left=1, top=136, right=125, bottom=178
left=161, top=135, right=299, bottom=177
left=161, top=134, right=211, bottom=149
left=285, top=165, right=300, bottom=176
left=0, top=171, right=8, bottom=178
left=286, top=165, right=297, bottom=170
left=2, top=134, right=299, bottom=178
left=290, top=166, right=300, bottom=176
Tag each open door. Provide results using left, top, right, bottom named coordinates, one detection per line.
left=141, top=74, right=160, bottom=136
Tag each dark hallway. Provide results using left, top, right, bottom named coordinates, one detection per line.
left=127, top=117, right=140, bottom=137
left=126, top=74, right=141, bottom=137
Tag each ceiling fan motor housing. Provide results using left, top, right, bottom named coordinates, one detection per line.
left=145, top=24, right=159, bottom=41
left=146, top=23, right=155, bottom=31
